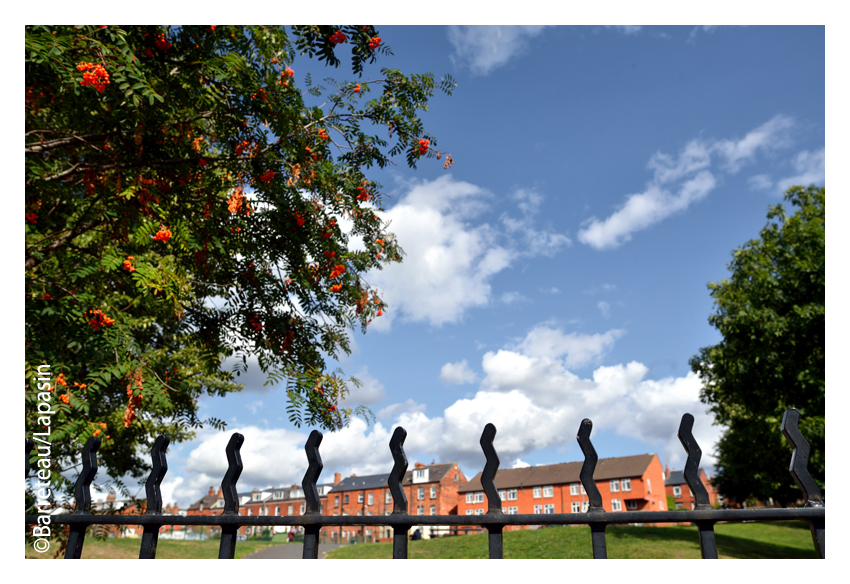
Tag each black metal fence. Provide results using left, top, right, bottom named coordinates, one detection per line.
left=25, top=408, right=824, bottom=559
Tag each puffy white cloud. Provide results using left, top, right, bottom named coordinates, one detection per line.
left=776, top=148, right=825, bottom=192
left=578, top=116, right=798, bottom=250
left=447, top=26, right=548, bottom=76
left=440, top=360, right=477, bottom=385
left=378, top=399, right=426, bottom=420
left=368, top=176, right=568, bottom=330
left=344, top=366, right=386, bottom=406
left=510, top=325, right=625, bottom=368
left=512, top=459, right=531, bottom=468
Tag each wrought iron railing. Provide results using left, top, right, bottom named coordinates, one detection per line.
left=25, top=408, right=824, bottom=559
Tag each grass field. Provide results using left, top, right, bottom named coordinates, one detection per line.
left=24, top=533, right=296, bottom=559
left=325, top=521, right=819, bottom=559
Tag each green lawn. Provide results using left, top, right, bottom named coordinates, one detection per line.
left=25, top=533, right=295, bottom=559
left=326, top=521, right=819, bottom=559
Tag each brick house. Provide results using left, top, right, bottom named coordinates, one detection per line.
left=186, top=486, right=251, bottom=537
left=663, top=465, right=722, bottom=509
left=237, top=481, right=335, bottom=537
left=457, top=453, right=667, bottom=531
left=325, top=461, right=467, bottom=542
left=92, top=493, right=183, bottom=539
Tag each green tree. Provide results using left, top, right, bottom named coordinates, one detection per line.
left=690, top=185, right=824, bottom=506
left=25, top=25, right=454, bottom=497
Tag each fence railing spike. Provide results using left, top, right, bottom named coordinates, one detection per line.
left=479, top=423, right=503, bottom=558
left=302, top=430, right=324, bottom=559
left=677, top=413, right=717, bottom=559
left=139, top=435, right=169, bottom=559
left=218, top=433, right=244, bottom=559
left=388, top=426, right=410, bottom=559
left=577, top=418, right=607, bottom=559
left=65, top=436, right=101, bottom=559
left=781, top=408, right=824, bottom=558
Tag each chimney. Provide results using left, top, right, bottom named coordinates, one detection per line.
left=665, top=465, right=670, bottom=479
left=334, top=472, right=341, bottom=485
left=414, top=462, right=426, bottom=469
left=208, top=486, right=215, bottom=496
left=106, top=491, right=116, bottom=503
left=216, top=487, right=223, bottom=499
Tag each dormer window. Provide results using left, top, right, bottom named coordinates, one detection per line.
left=274, top=491, right=283, bottom=500
left=253, top=493, right=262, bottom=501
left=412, top=468, right=429, bottom=483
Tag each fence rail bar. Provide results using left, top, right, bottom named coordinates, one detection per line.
left=25, top=409, right=825, bottom=559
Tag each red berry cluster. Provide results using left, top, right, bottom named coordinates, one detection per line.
left=86, top=309, right=116, bottom=331
left=329, top=30, right=348, bottom=44
left=368, top=37, right=382, bottom=50
left=259, top=171, right=275, bottom=183
left=247, top=314, right=263, bottom=332
left=418, top=139, right=430, bottom=156
left=77, top=62, right=110, bottom=93
left=330, top=264, right=346, bottom=279
left=154, top=34, right=172, bottom=50
left=154, top=227, right=172, bottom=242
left=317, top=129, right=329, bottom=141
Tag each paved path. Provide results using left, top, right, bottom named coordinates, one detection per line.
left=243, top=543, right=343, bottom=559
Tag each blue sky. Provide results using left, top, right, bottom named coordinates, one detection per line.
left=93, top=25, right=827, bottom=508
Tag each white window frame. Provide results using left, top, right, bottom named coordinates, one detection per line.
left=418, top=486, right=424, bottom=500
left=334, top=496, right=339, bottom=508
left=386, top=491, right=392, bottom=504
left=417, top=505, right=424, bottom=516
left=673, top=485, right=682, bottom=498
left=473, top=492, right=484, bottom=503
left=498, top=490, right=506, bottom=501
left=582, top=501, right=589, bottom=512
left=368, top=493, right=373, bottom=505
left=288, top=504, right=293, bottom=515
left=611, top=499, right=622, bottom=512
left=626, top=500, right=637, bottom=510
left=507, top=489, right=517, bottom=501
left=300, top=504, right=305, bottom=514
left=542, top=485, right=554, bottom=498
left=533, top=505, right=543, bottom=514
left=647, top=479, right=652, bottom=494
left=610, top=480, right=620, bottom=493
left=474, top=509, right=484, bottom=516
left=570, top=483, right=579, bottom=496
left=430, top=486, right=436, bottom=499
left=430, top=505, right=436, bottom=515
left=275, top=506, right=280, bottom=516
left=544, top=504, right=555, bottom=514
left=533, top=487, right=542, bottom=499
left=465, top=493, right=473, bottom=504
left=571, top=502, right=581, bottom=513
left=358, top=493, right=364, bottom=503
left=508, top=506, right=518, bottom=515
left=621, top=478, right=631, bottom=491
left=466, top=509, right=474, bottom=515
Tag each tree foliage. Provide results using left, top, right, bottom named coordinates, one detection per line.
left=690, top=185, right=825, bottom=506
left=25, top=25, right=454, bottom=495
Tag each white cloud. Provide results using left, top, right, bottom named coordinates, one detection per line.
left=512, top=458, right=531, bottom=469
left=447, top=26, right=548, bottom=76
left=378, top=399, right=426, bottom=420
left=510, top=325, right=624, bottom=369
left=440, top=360, right=477, bottom=385
left=246, top=400, right=263, bottom=415
left=578, top=116, right=797, bottom=250
left=598, top=301, right=610, bottom=318
left=344, top=366, right=386, bottom=406
left=776, top=148, right=825, bottom=192
left=714, top=115, right=794, bottom=173
left=367, top=176, right=568, bottom=330
left=500, top=291, right=529, bottom=304
left=748, top=174, right=773, bottom=191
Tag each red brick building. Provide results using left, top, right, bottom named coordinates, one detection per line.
left=663, top=465, right=721, bottom=509
left=325, top=461, right=467, bottom=542
left=457, top=453, right=667, bottom=531
left=237, top=480, right=336, bottom=537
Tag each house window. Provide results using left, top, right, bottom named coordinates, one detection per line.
left=430, top=486, right=436, bottom=499
left=466, top=509, right=474, bottom=515
left=274, top=491, right=283, bottom=500
left=673, top=486, right=682, bottom=498
left=418, top=486, right=424, bottom=500
left=611, top=499, right=622, bottom=512
left=253, top=493, right=262, bottom=501
left=367, top=511, right=373, bottom=516
left=498, top=490, right=506, bottom=501
left=248, top=508, right=252, bottom=516
left=247, top=526, right=252, bottom=535
left=691, top=502, right=696, bottom=510
left=570, top=483, right=579, bottom=496
left=475, top=509, right=484, bottom=516
left=533, top=505, right=543, bottom=514
left=430, top=505, right=436, bottom=515
left=508, top=507, right=518, bottom=515
left=344, top=495, right=349, bottom=505
left=571, top=502, right=581, bottom=513
left=626, top=500, right=637, bottom=510
left=507, top=489, right=517, bottom=500
left=582, top=501, right=589, bottom=512
left=544, top=504, right=555, bottom=514
left=417, top=506, right=424, bottom=516
left=621, top=478, right=631, bottom=491
left=647, top=479, right=651, bottom=494
left=386, top=491, right=392, bottom=504
left=542, top=485, right=554, bottom=498
left=675, top=503, right=684, bottom=510
left=473, top=492, right=484, bottom=503
left=385, top=511, right=391, bottom=516
left=368, top=493, right=373, bottom=505
left=533, top=487, right=542, bottom=499
left=357, top=511, right=363, bottom=516
left=465, top=493, right=473, bottom=504
left=300, top=504, right=305, bottom=514
left=288, top=504, right=293, bottom=515
left=275, top=506, right=280, bottom=516
left=413, top=468, right=428, bottom=482
left=454, top=473, right=458, bottom=483
left=610, top=480, right=620, bottom=492
left=659, top=501, right=665, bottom=511
left=334, top=496, right=339, bottom=507
left=358, top=493, right=364, bottom=503
left=689, top=487, right=694, bottom=497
